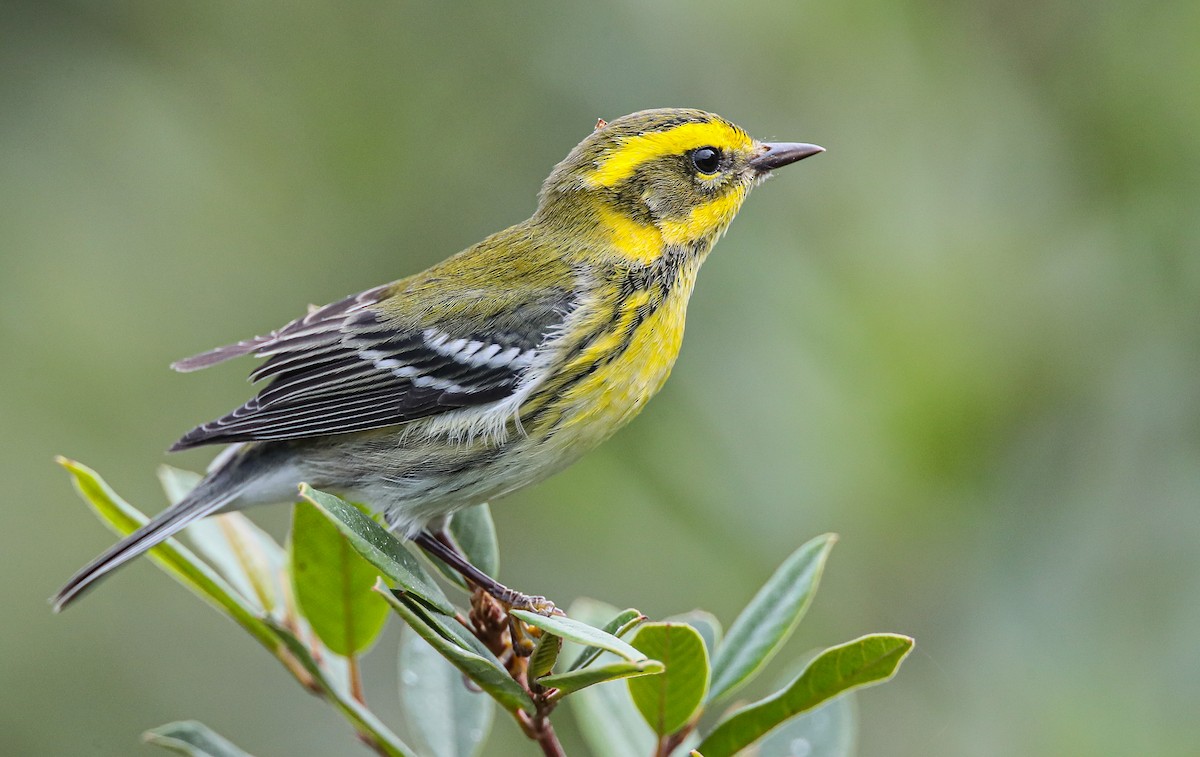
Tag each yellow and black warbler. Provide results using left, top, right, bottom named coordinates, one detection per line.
left=54, top=108, right=822, bottom=611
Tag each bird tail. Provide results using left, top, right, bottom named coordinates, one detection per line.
left=52, top=481, right=242, bottom=612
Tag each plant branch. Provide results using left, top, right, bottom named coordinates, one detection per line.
left=532, top=720, right=567, bottom=757
left=348, top=654, right=365, bottom=705
left=516, top=707, right=566, bottom=757
left=657, top=722, right=696, bottom=757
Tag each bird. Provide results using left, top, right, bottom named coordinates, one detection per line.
left=53, top=108, right=822, bottom=612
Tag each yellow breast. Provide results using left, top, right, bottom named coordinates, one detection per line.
left=546, top=262, right=700, bottom=446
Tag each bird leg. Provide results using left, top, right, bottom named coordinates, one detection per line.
left=413, top=529, right=555, bottom=658
left=413, top=530, right=556, bottom=615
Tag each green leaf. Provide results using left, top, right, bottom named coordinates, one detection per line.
left=665, top=610, right=723, bottom=657
left=377, top=581, right=535, bottom=715
left=189, top=515, right=284, bottom=615
left=399, top=626, right=495, bottom=757
left=565, top=600, right=657, bottom=757
left=169, top=476, right=349, bottom=694
left=289, top=500, right=390, bottom=657
left=60, top=460, right=418, bottom=757
left=571, top=655, right=657, bottom=757
left=567, top=608, right=645, bottom=672
left=697, top=634, right=913, bottom=757
left=528, top=631, right=563, bottom=680
left=161, top=466, right=285, bottom=616
left=752, top=654, right=859, bottom=757
left=144, top=721, right=253, bottom=757
left=300, top=485, right=453, bottom=615
left=510, top=609, right=645, bottom=662
left=268, top=618, right=418, bottom=757
left=756, top=692, right=857, bottom=757
left=157, top=465, right=203, bottom=504
left=451, top=503, right=500, bottom=579
left=542, top=659, right=664, bottom=699
left=58, top=459, right=278, bottom=651
left=708, top=534, right=837, bottom=703
left=627, top=622, right=710, bottom=736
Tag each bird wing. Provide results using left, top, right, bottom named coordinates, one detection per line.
left=169, top=280, right=574, bottom=450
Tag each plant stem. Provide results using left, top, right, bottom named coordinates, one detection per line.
left=517, top=711, right=566, bottom=757
left=348, top=653, right=365, bottom=704
left=657, top=721, right=696, bottom=757
left=533, top=721, right=566, bottom=757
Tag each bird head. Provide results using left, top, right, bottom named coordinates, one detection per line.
left=537, top=108, right=823, bottom=258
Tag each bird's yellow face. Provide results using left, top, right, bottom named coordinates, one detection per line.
left=537, top=108, right=822, bottom=262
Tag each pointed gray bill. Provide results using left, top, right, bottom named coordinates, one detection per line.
left=750, top=142, right=825, bottom=171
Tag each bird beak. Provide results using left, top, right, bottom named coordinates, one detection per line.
left=749, top=142, right=825, bottom=171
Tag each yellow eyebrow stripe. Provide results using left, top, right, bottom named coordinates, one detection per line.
left=588, top=121, right=752, bottom=188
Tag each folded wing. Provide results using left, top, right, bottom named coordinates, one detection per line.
left=170, top=284, right=570, bottom=450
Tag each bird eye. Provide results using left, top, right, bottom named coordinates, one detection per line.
left=690, top=146, right=721, bottom=174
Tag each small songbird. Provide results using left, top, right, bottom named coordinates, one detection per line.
left=54, top=108, right=822, bottom=611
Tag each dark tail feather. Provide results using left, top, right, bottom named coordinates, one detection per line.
left=52, top=486, right=238, bottom=612
left=171, top=336, right=271, bottom=373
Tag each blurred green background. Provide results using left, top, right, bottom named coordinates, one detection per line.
left=3, top=1, right=1197, bottom=755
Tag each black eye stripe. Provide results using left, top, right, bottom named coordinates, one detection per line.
left=690, top=146, right=721, bottom=174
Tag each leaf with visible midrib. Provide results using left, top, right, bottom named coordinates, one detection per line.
left=377, top=582, right=536, bottom=716
left=159, top=465, right=284, bottom=616
left=510, top=610, right=645, bottom=662
left=566, top=599, right=657, bottom=757
left=542, top=659, right=664, bottom=698
left=627, top=622, right=709, bottom=736
left=56, top=459, right=277, bottom=651
left=698, top=634, right=913, bottom=757
left=708, top=534, right=837, bottom=704
left=567, top=608, right=644, bottom=672
left=300, top=485, right=453, bottom=615
left=59, top=460, right=418, bottom=757
left=290, top=500, right=389, bottom=657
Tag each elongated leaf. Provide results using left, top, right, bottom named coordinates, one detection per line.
left=377, top=581, right=535, bottom=715
left=160, top=466, right=285, bottom=616
left=572, top=654, right=657, bottom=757
left=180, top=487, right=350, bottom=694
left=627, top=623, right=709, bottom=736
left=751, top=655, right=859, bottom=757
left=757, top=692, right=856, bottom=757
left=698, top=634, right=913, bottom=757
left=269, top=619, right=418, bottom=757
left=450, top=503, right=499, bottom=578
left=157, top=465, right=203, bottom=504
left=543, top=659, right=664, bottom=699
left=510, top=610, right=645, bottom=662
left=399, top=626, right=495, bottom=757
left=61, top=460, right=417, bottom=756
left=381, top=581, right=499, bottom=663
left=566, top=600, right=656, bottom=757
left=300, top=485, right=452, bottom=615
left=568, top=608, right=645, bottom=672
left=189, top=515, right=283, bottom=614
left=290, top=501, right=390, bottom=657
left=158, top=466, right=260, bottom=608
left=559, top=599, right=618, bottom=666
left=144, top=721, right=253, bottom=757
left=709, top=534, right=837, bottom=703
left=57, top=459, right=277, bottom=650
